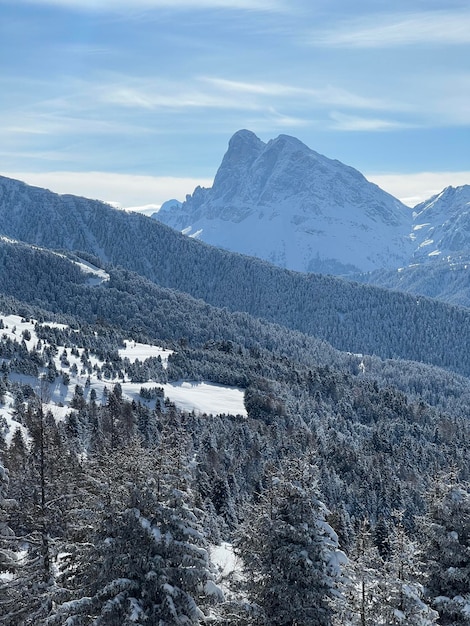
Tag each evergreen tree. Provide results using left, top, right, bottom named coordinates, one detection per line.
left=49, top=437, right=221, bottom=625
left=235, top=460, right=346, bottom=625
left=334, top=520, right=387, bottom=626
left=2, top=390, right=81, bottom=625
left=419, top=474, right=470, bottom=625
left=0, top=460, right=17, bottom=617
left=382, top=519, right=438, bottom=625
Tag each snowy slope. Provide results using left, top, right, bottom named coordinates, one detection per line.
left=155, top=130, right=414, bottom=274
left=0, top=314, right=247, bottom=445
left=411, top=185, right=470, bottom=262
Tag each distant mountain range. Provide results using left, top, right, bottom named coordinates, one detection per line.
left=153, top=129, right=470, bottom=280
left=1, top=129, right=470, bottom=325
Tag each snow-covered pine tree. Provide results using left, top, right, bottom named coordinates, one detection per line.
left=1, top=392, right=78, bottom=626
left=419, top=473, right=470, bottom=625
left=49, top=436, right=222, bottom=625
left=334, top=519, right=387, bottom=626
left=382, top=517, right=438, bottom=625
left=0, top=459, right=17, bottom=618
left=235, top=460, right=346, bottom=625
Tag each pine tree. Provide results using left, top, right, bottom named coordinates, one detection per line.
left=2, top=390, right=81, bottom=625
left=382, top=518, right=438, bottom=625
left=0, top=460, right=17, bottom=618
left=419, top=473, right=470, bottom=625
left=49, top=436, right=221, bottom=625
left=334, top=519, right=387, bottom=626
left=235, top=460, right=346, bottom=625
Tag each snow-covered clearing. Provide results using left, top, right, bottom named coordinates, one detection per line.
left=69, top=258, right=110, bottom=285
left=0, top=313, right=247, bottom=446
left=157, top=382, right=246, bottom=417
left=118, top=340, right=173, bottom=369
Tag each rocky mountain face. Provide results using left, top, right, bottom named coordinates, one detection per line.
left=2, top=137, right=470, bottom=307
left=351, top=185, right=470, bottom=307
left=411, top=185, right=470, bottom=262
left=155, top=130, right=414, bottom=274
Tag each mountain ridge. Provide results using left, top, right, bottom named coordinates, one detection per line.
left=155, top=129, right=414, bottom=274
left=1, top=190, right=470, bottom=378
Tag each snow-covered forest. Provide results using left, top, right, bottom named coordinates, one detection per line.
left=0, top=179, right=470, bottom=624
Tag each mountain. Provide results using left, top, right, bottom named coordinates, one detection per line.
left=154, top=130, right=413, bottom=274
left=353, top=185, right=470, bottom=306
left=2, top=177, right=470, bottom=625
left=411, top=185, right=470, bottom=262
left=1, top=186, right=470, bottom=379
left=158, top=198, right=183, bottom=213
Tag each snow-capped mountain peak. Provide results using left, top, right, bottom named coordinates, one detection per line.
left=154, top=130, right=413, bottom=274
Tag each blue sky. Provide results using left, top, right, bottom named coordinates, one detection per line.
left=1, top=0, right=470, bottom=209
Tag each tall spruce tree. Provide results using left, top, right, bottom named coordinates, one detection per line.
left=382, top=518, right=438, bottom=625
left=235, top=460, right=346, bottom=625
left=334, top=520, right=387, bottom=626
left=0, top=459, right=17, bottom=619
left=1, top=393, right=78, bottom=625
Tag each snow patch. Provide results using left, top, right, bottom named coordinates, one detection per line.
left=158, top=381, right=246, bottom=417
left=70, top=258, right=110, bottom=285
left=118, top=341, right=173, bottom=369
left=211, top=542, right=238, bottom=579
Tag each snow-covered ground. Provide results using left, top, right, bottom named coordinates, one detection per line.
left=0, top=392, right=30, bottom=446
left=118, top=340, right=173, bottom=369
left=211, top=542, right=238, bottom=579
left=0, top=314, right=247, bottom=445
left=156, top=382, right=245, bottom=416
left=69, top=257, right=110, bottom=286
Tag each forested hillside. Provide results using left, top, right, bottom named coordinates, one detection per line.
left=353, top=259, right=470, bottom=308
left=1, top=179, right=470, bottom=377
left=1, top=232, right=470, bottom=623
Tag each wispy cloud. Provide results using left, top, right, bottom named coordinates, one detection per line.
left=0, top=112, right=158, bottom=138
left=264, top=108, right=310, bottom=128
left=100, top=84, right=262, bottom=112
left=329, top=112, right=412, bottom=132
left=9, top=0, right=288, bottom=12
left=203, top=77, right=398, bottom=111
left=0, top=171, right=213, bottom=206
left=311, top=10, right=470, bottom=48
left=99, top=75, right=404, bottom=116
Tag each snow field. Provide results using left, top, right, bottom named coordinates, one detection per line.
left=0, top=314, right=247, bottom=445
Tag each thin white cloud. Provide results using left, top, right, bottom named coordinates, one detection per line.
left=0, top=171, right=213, bottom=207
left=203, top=77, right=398, bottom=111
left=311, top=10, right=470, bottom=48
left=366, top=171, right=470, bottom=206
left=100, top=85, right=262, bottom=111
left=265, top=108, right=310, bottom=128
left=329, top=112, right=411, bottom=132
left=9, top=0, right=287, bottom=12
left=1, top=114, right=157, bottom=137
left=99, top=75, right=406, bottom=117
